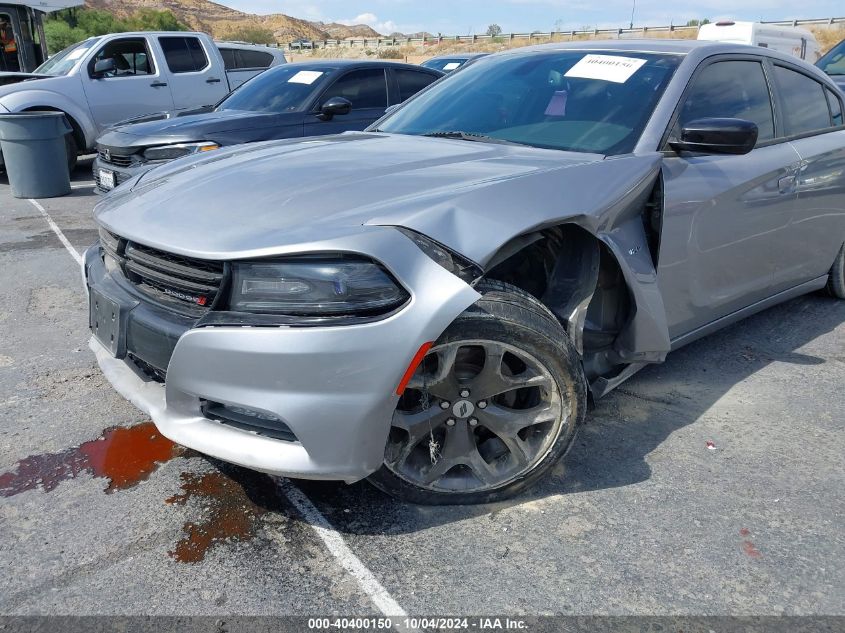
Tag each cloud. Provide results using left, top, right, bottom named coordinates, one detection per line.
left=336, top=12, right=400, bottom=34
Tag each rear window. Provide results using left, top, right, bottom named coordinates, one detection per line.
left=238, top=49, right=275, bottom=69
left=773, top=65, right=832, bottom=136
left=159, top=36, right=209, bottom=73
left=395, top=69, right=438, bottom=102
left=219, top=47, right=237, bottom=71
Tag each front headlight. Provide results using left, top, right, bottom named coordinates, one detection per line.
left=230, top=256, right=409, bottom=316
left=143, top=142, right=219, bottom=161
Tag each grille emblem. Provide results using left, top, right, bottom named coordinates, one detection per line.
left=103, top=148, right=111, bottom=161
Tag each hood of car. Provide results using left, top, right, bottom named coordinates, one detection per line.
left=98, top=110, right=297, bottom=149
left=0, top=72, right=44, bottom=88
left=95, top=132, right=662, bottom=266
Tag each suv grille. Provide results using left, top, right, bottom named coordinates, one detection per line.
left=99, top=228, right=225, bottom=312
left=97, top=149, right=136, bottom=168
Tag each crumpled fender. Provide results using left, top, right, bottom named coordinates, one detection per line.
left=369, top=153, right=670, bottom=361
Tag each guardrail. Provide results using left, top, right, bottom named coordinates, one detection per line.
left=287, top=16, right=845, bottom=50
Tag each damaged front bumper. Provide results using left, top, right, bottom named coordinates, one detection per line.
left=83, top=230, right=479, bottom=482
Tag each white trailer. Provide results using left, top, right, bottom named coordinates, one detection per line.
left=698, top=20, right=822, bottom=62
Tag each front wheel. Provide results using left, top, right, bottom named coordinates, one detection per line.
left=368, top=281, right=587, bottom=505
left=827, top=242, right=845, bottom=299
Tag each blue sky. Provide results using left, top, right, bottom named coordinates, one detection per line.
left=218, top=0, right=843, bottom=35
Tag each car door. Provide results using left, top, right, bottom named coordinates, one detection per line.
left=657, top=57, right=804, bottom=340
left=157, top=35, right=227, bottom=111
left=82, top=36, right=175, bottom=132
left=769, top=63, right=845, bottom=290
left=303, top=67, right=388, bottom=136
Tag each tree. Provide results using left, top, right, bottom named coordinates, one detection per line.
left=486, top=24, right=502, bottom=37
left=126, top=9, right=188, bottom=32
left=686, top=19, right=711, bottom=27
left=221, top=26, right=276, bottom=45
left=44, top=20, right=87, bottom=53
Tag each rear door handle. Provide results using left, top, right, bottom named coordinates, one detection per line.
left=206, top=77, right=222, bottom=84
left=778, top=175, right=796, bottom=194
left=150, top=81, right=168, bottom=88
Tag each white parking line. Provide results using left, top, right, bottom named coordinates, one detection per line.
left=277, top=478, right=409, bottom=619
left=27, top=198, right=82, bottom=265
left=29, top=194, right=410, bottom=620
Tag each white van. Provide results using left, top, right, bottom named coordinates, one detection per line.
left=698, top=21, right=822, bottom=62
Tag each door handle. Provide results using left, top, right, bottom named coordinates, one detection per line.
left=150, top=81, right=168, bottom=88
left=206, top=77, right=222, bottom=84
left=778, top=175, right=796, bottom=194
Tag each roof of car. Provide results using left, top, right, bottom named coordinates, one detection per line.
left=427, top=53, right=489, bottom=61
left=513, top=39, right=750, bottom=55
left=281, top=59, right=444, bottom=72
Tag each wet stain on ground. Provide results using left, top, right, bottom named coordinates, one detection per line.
left=0, top=422, right=186, bottom=497
left=165, top=466, right=281, bottom=563
left=740, top=528, right=762, bottom=558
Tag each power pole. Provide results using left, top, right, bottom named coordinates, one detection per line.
left=630, top=0, right=636, bottom=29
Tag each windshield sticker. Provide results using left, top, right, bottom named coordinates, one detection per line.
left=564, top=54, right=647, bottom=83
left=443, top=62, right=461, bottom=71
left=288, top=70, right=324, bottom=85
left=66, top=47, right=90, bottom=61
left=544, top=90, right=568, bottom=117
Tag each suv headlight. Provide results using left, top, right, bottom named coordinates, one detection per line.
left=230, top=256, right=409, bottom=316
left=143, top=142, right=219, bottom=161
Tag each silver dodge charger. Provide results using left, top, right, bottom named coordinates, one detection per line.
left=85, top=41, right=845, bottom=504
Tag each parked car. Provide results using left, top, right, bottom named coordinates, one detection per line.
left=698, top=20, right=821, bottom=62
left=0, top=0, right=82, bottom=74
left=85, top=41, right=845, bottom=504
left=817, top=38, right=845, bottom=92
left=216, top=41, right=286, bottom=90
left=92, top=60, right=443, bottom=192
left=0, top=31, right=261, bottom=170
left=421, top=53, right=487, bottom=72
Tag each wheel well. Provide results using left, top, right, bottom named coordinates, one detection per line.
left=22, top=107, right=84, bottom=150
left=484, top=224, right=633, bottom=382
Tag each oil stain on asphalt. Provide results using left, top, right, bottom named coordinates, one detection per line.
left=0, top=421, right=186, bottom=496
left=0, top=422, right=287, bottom=564
left=165, top=468, right=281, bottom=563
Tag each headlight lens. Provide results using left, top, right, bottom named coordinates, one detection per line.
left=230, top=257, right=409, bottom=315
left=143, top=142, right=219, bottom=161
left=395, top=227, right=482, bottom=283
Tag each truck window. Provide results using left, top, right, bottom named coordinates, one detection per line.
left=219, top=47, right=237, bottom=70
left=236, top=49, right=274, bottom=70
left=0, top=12, right=20, bottom=73
left=89, top=38, right=154, bottom=77
left=159, top=36, right=209, bottom=73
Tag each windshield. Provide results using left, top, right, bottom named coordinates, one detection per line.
left=422, top=58, right=467, bottom=72
left=217, top=65, right=334, bottom=113
left=378, top=50, right=682, bottom=154
left=35, top=39, right=98, bottom=76
left=818, top=40, right=845, bottom=76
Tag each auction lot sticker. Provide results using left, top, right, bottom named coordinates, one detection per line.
left=565, top=54, right=647, bottom=83
left=289, top=70, right=324, bottom=84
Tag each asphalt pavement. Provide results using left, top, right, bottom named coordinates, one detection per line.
left=1, top=159, right=843, bottom=618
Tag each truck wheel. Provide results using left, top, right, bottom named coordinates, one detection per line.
left=827, top=242, right=845, bottom=299
left=368, top=280, right=587, bottom=505
left=65, top=134, right=78, bottom=174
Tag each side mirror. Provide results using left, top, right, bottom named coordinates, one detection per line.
left=318, top=96, right=352, bottom=120
left=669, top=118, right=758, bottom=156
left=92, top=58, right=116, bottom=78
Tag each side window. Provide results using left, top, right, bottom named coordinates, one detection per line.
left=395, top=69, right=438, bottom=102
left=678, top=60, right=775, bottom=143
left=323, top=69, right=387, bottom=109
left=773, top=65, right=832, bottom=136
left=159, top=36, right=209, bottom=74
left=826, top=87, right=843, bottom=128
left=219, top=47, right=236, bottom=71
left=237, top=49, right=274, bottom=70
left=89, top=38, right=154, bottom=77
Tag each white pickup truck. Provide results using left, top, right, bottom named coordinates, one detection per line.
left=0, top=31, right=283, bottom=169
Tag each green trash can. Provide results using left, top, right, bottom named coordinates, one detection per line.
left=0, top=111, right=72, bottom=199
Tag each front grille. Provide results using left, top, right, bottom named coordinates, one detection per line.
left=98, top=149, right=136, bottom=168
left=98, top=228, right=225, bottom=313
